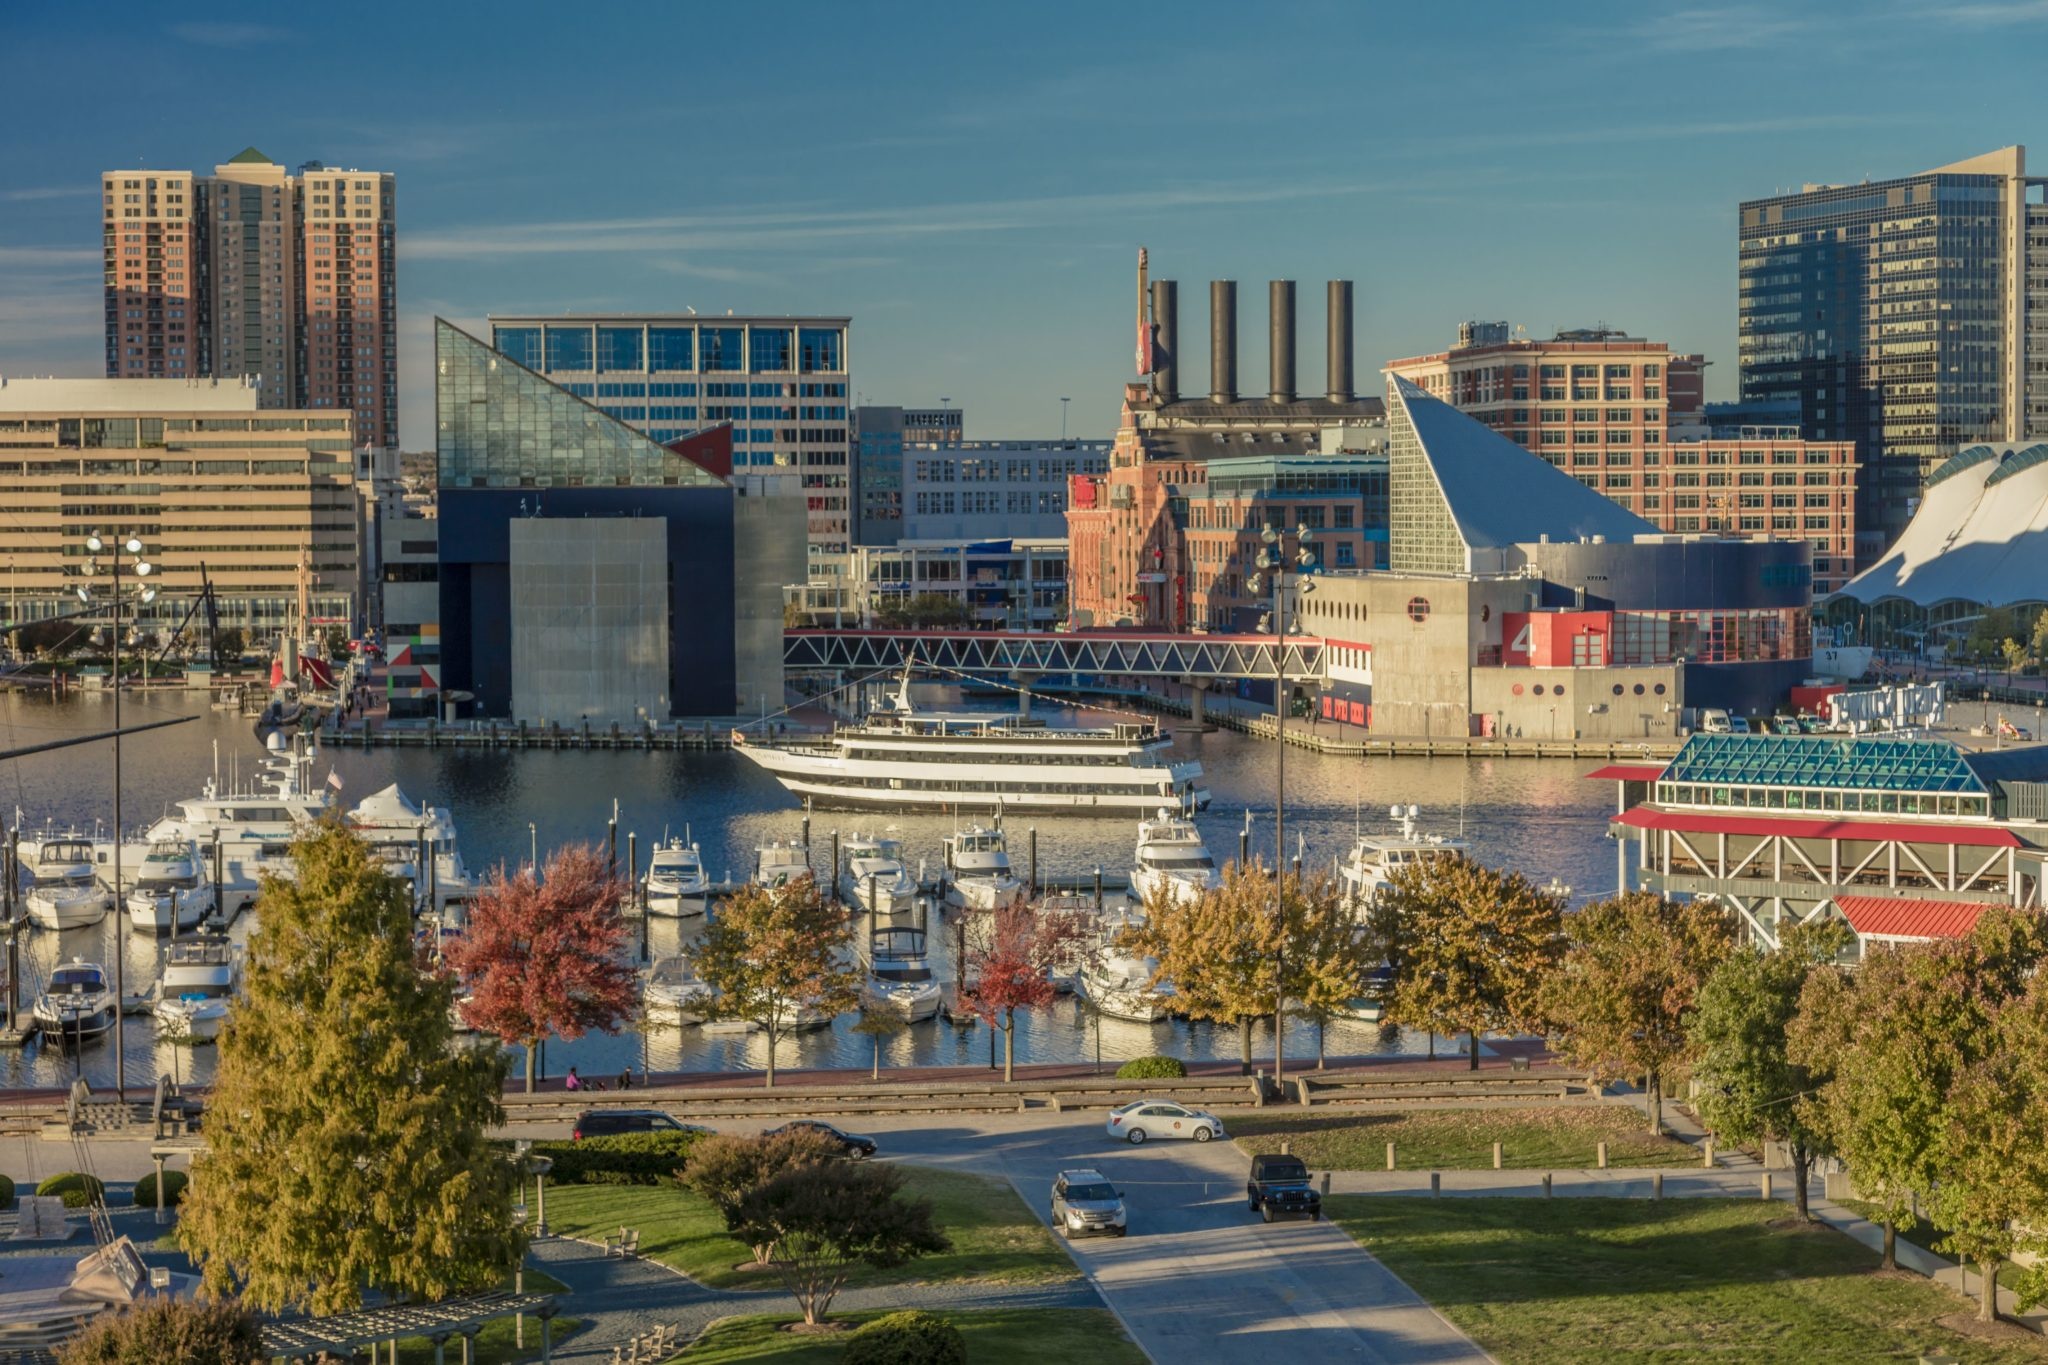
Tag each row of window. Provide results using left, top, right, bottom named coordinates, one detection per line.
left=495, top=324, right=846, bottom=375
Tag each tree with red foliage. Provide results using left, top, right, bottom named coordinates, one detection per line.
left=444, top=843, right=640, bottom=1092
left=964, top=904, right=1085, bottom=1082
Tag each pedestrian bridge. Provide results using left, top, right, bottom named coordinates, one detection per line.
left=782, top=629, right=1324, bottom=681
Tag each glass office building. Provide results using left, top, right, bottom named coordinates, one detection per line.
left=487, top=312, right=852, bottom=562
left=1738, top=146, right=2048, bottom=559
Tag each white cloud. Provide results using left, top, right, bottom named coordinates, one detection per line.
left=1, top=187, right=95, bottom=204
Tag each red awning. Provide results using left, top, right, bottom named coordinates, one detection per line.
left=1834, top=895, right=1990, bottom=941
left=1585, top=764, right=1667, bottom=782
left=1611, top=806, right=2021, bottom=848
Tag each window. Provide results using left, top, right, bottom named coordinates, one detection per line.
left=700, top=328, right=743, bottom=372
left=648, top=327, right=694, bottom=371
left=543, top=325, right=592, bottom=372
left=597, top=327, right=643, bottom=372
left=494, top=326, right=540, bottom=369
left=749, top=327, right=793, bottom=373
left=799, top=327, right=842, bottom=373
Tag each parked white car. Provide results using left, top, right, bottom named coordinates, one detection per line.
left=1105, top=1099, right=1225, bottom=1144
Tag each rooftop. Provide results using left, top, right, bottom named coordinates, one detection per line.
left=1661, top=733, right=1988, bottom=796
left=0, top=376, right=262, bottom=413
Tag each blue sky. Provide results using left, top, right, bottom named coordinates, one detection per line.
left=2, top=1, right=2043, bottom=448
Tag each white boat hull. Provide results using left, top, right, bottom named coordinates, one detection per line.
left=155, top=999, right=229, bottom=1041
left=646, top=886, right=707, bottom=918
left=644, top=988, right=706, bottom=1024
left=1811, top=645, right=1874, bottom=682
left=945, top=876, right=1027, bottom=913
left=1130, top=868, right=1214, bottom=909
left=34, top=1002, right=114, bottom=1039
left=24, top=886, right=110, bottom=930
left=863, top=978, right=942, bottom=1022
left=1076, top=966, right=1174, bottom=1023
left=126, top=892, right=213, bottom=936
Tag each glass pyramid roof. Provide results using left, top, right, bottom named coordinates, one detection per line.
left=1662, top=733, right=1987, bottom=795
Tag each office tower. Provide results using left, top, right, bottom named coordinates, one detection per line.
left=101, top=151, right=398, bottom=450
left=1738, top=145, right=2048, bottom=555
left=487, top=313, right=851, bottom=565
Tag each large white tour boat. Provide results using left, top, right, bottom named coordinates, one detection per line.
left=732, top=673, right=1206, bottom=815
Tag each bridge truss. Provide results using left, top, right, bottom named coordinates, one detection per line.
left=782, top=630, right=1325, bottom=681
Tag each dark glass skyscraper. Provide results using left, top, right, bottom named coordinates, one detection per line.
left=1738, top=146, right=2048, bottom=561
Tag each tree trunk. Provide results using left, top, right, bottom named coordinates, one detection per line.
left=871, top=1034, right=881, bottom=1081
left=1003, top=1009, right=1016, bottom=1083
left=1881, top=1216, right=1896, bottom=1271
left=1468, top=1030, right=1480, bottom=1071
left=1317, top=1016, right=1326, bottom=1070
left=1978, top=1258, right=1999, bottom=1323
left=524, top=1038, right=537, bottom=1094
left=764, top=1019, right=778, bottom=1089
left=1791, top=1143, right=1811, bottom=1222
left=1646, top=1068, right=1662, bottom=1135
left=1239, top=1015, right=1252, bottom=1074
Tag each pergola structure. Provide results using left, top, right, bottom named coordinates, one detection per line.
left=260, top=1290, right=559, bottom=1363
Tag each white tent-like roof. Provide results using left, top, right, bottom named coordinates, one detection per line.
left=1833, top=443, right=2048, bottom=609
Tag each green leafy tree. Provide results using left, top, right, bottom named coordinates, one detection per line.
left=56, top=1296, right=263, bottom=1365
left=1378, top=854, right=1565, bottom=1069
left=1990, top=973, right=2048, bottom=1316
left=1541, top=891, right=1734, bottom=1133
left=735, top=1158, right=950, bottom=1325
left=852, top=1010, right=910, bottom=1080
left=12, top=618, right=80, bottom=658
left=1688, top=921, right=1849, bottom=1222
left=1126, top=868, right=1280, bottom=1072
left=178, top=823, right=523, bottom=1313
left=2030, top=607, right=2048, bottom=666
left=681, top=1129, right=843, bottom=1266
left=688, top=877, right=857, bottom=1087
left=211, top=625, right=245, bottom=665
left=877, top=593, right=971, bottom=630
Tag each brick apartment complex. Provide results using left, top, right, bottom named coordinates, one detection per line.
left=104, top=149, right=396, bottom=451
left=1387, top=324, right=1857, bottom=597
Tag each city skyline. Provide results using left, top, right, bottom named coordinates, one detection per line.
left=4, top=2, right=2046, bottom=450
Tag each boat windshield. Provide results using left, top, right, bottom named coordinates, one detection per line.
left=875, top=965, right=934, bottom=984
left=51, top=968, right=102, bottom=991
left=173, top=982, right=231, bottom=1001
left=137, top=874, right=199, bottom=891
left=41, top=842, right=93, bottom=864
left=33, top=869, right=93, bottom=887
left=648, top=958, right=696, bottom=987
left=1143, top=851, right=1214, bottom=869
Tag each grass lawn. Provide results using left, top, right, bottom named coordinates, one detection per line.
left=1325, top=1196, right=2047, bottom=1363
left=1231, top=1107, right=1700, bottom=1170
left=548, top=1166, right=1076, bottom=1290
left=394, top=1314, right=582, bottom=1364
left=667, top=1308, right=1142, bottom=1363
left=1835, top=1198, right=2028, bottom=1292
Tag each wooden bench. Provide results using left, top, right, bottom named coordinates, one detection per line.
left=604, top=1227, right=641, bottom=1258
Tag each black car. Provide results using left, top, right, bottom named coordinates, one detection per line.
left=571, top=1109, right=708, bottom=1141
left=762, top=1120, right=878, bottom=1158
left=1247, top=1152, right=1322, bottom=1222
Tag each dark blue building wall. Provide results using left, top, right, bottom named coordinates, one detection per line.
left=1523, top=539, right=1812, bottom=612
left=437, top=488, right=736, bottom=718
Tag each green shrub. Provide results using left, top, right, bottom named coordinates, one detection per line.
left=132, top=1169, right=188, bottom=1209
left=55, top=1295, right=262, bottom=1364
left=0, top=1174, right=14, bottom=1210
left=533, top=1130, right=704, bottom=1185
left=36, top=1172, right=104, bottom=1209
left=1116, top=1054, right=1186, bottom=1080
left=840, top=1309, right=967, bottom=1365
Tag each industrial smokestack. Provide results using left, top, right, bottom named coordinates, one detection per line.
left=1269, top=280, right=1296, bottom=404
left=1210, top=280, right=1237, bottom=404
left=1327, top=280, right=1354, bottom=403
left=1151, top=279, right=1178, bottom=405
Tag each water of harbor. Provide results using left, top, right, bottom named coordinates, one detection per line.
left=0, top=689, right=1619, bottom=1089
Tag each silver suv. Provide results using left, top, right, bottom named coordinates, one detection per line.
left=1050, top=1168, right=1127, bottom=1238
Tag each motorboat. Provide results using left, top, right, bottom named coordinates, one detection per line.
left=123, top=839, right=216, bottom=935
left=733, top=665, right=1208, bottom=814
left=1035, top=893, right=1099, bottom=994
left=1074, top=902, right=1175, bottom=1023
left=153, top=934, right=241, bottom=1042
left=644, top=954, right=708, bottom=1023
left=643, top=837, right=709, bottom=917
left=117, top=738, right=331, bottom=914
left=22, top=838, right=111, bottom=930
left=346, top=783, right=477, bottom=922
left=1337, top=805, right=1469, bottom=908
left=856, top=900, right=942, bottom=1021
left=753, top=841, right=812, bottom=890
left=33, top=959, right=116, bottom=1042
left=840, top=833, right=917, bottom=917
left=1129, top=808, right=1220, bottom=908
left=942, top=824, right=1027, bottom=912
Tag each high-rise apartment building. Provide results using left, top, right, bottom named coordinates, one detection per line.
left=488, top=313, right=851, bottom=565
left=1738, top=146, right=2048, bottom=554
left=102, top=150, right=398, bottom=451
left=1386, top=324, right=1858, bottom=597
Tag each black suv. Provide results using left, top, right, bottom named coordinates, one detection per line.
left=762, top=1120, right=878, bottom=1159
left=1247, top=1152, right=1322, bottom=1222
left=571, top=1109, right=707, bottom=1141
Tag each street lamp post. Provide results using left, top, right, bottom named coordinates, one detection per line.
left=1251, top=523, right=1317, bottom=1094
left=80, top=532, right=154, bottom=1100
left=528, top=822, right=538, bottom=874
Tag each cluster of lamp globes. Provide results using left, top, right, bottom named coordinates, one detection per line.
left=73, top=533, right=157, bottom=610
left=1248, top=522, right=1319, bottom=635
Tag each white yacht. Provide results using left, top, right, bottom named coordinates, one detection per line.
left=1129, top=808, right=1220, bottom=908
left=857, top=909, right=943, bottom=1022
left=120, top=740, right=330, bottom=913
left=840, top=834, right=917, bottom=917
left=732, top=671, right=1207, bottom=814
left=124, top=838, right=216, bottom=935
left=345, top=784, right=476, bottom=922
left=753, top=841, right=812, bottom=890
left=33, top=959, right=116, bottom=1041
left=153, top=934, right=241, bottom=1042
left=644, top=954, right=708, bottom=1023
left=1036, top=893, right=1100, bottom=994
left=22, top=838, right=111, bottom=930
left=942, top=825, right=1027, bottom=912
left=1337, top=805, right=1469, bottom=907
left=1074, top=902, right=1175, bottom=1023
left=643, top=837, right=709, bottom=917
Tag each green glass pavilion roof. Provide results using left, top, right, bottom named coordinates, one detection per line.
left=1662, top=734, right=1988, bottom=795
